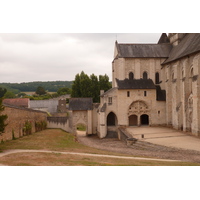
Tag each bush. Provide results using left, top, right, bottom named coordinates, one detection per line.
left=23, top=120, right=32, bottom=135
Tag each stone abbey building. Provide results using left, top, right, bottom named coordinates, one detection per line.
left=69, top=33, right=200, bottom=138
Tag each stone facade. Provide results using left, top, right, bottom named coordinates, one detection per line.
left=1, top=105, right=47, bottom=142
left=97, top=33, right=200, bottom=138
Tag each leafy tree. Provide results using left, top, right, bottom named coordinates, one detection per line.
left=57, top=87, right=71, bottom=96
left=90, top=74, right=99, bottom=102
left=79, top=71, right=92, bottom=98
left=99, top=74, right=112, bottom=92
left=71, top=73, right=81, bottom=98
left=4, top=91, right=16, bottom=98
left=71, top=71, right=112, bottom=103
left=0, top=88, right=7, bottom=98
left=0, top=88, right=8, bottom=134
left=35, top=86, right=46, bottom=96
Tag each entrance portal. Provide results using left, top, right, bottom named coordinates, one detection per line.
left=129, top=115, right=138, bottom=126
left=140, top=114, right=149, bottom=125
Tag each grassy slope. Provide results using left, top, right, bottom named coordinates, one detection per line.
left=0, top=129, right=199, bottom=166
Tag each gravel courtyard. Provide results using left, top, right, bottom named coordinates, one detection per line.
left=76, top=128, right=200, bottom=163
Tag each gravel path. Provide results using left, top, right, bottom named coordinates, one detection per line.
left=76, top=134, right=200, bottom=163
left=0, top=149, right=181, bottom=163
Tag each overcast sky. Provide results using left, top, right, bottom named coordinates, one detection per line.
left=0, top=33, right=162, bottom=83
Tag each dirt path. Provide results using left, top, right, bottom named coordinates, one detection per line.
left=0, top=149, right=181, bottom=163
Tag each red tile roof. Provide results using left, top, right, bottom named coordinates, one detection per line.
left=3, top=98, right=29, bottom=108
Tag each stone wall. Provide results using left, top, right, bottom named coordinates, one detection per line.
left=30, top=99, right=58, bottom=113
left=1, top=104, right=47, bottom=142
left=162, top=52, right=200, bottom=136
left=47, top=116, right=72, bottom=133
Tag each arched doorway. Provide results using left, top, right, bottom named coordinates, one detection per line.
left=76, top=123, right=87, bottom=136
left=140, top=114, right=149, bottom=125
left=129, top=115, right=138, bottom=126
left=107, top=112, right=118, bottom=138
left=107, top=112, right=117, bottom=126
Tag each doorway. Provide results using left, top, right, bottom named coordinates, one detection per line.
left=140, top=114, right=149, bottom=125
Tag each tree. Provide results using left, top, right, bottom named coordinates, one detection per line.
left=35, top=86, right=46, bottom=96
left=71, top=73, right=81, bottom=98
left=99, top=74, right=112, bottom=92
left=90, top=74, right=99, bottom=102
left=57, top=87, right=71, bottom=96
left=4, top=91, right=16, bottom=98
left=0, top=88, right=8, bottom=133
left=71, top=71, right=112, bottom=103
left=79, top=71, right=92, bottom=98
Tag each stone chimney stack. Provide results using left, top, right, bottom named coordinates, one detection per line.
left=168, top=33, right=187, bottom=46
left=100, top=90, right=104, bottom=95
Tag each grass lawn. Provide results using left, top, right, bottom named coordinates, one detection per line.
left=0, top=129, right=199, bottom=166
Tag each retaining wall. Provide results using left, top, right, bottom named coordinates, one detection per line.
left=1, top=104, right=47, bottom=142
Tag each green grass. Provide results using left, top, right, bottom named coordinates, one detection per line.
left=0, top=129, right=199, bottom=166
left=76, top=124, right=86, bottom=131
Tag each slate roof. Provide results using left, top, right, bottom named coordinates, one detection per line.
left=116, top=78, right=156, bottom=89
left=116, top=42, right=172, bottom=58
left=158, top=33, right=170, bottom=44
left=100, top=87, right=117, bottom=97
left=162, top=33, right=200, bottom=64
left=69, top=98, right=93, bottom=110
left=3, top=98, right=29, bottom=108
left=156, top=86, right=166, bottom=101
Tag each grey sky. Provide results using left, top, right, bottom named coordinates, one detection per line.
left=0, top=33, right=162, bottom=83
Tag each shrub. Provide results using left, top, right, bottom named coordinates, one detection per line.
left=23, top=120, right=32, bottom=135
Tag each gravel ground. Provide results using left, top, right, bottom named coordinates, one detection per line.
left=77, top=134, right=200, bottom=163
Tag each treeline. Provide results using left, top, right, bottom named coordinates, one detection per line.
left=71, top=71, right=111, bottom=102
left=0, top=81, right=73, bottom=93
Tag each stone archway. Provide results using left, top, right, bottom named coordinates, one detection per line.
left=107, top=112, right=117, bottom=126
left=106, top=112, right=118, bottom=138
left=129, top=115, right=138, bottom=126
left=140, top=114, right=149, bottom=125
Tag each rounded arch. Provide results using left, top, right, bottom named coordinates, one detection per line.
left=129, top=115, right=138, bottom=126
left=129, top=72, right=134, bottom=80
left=140, top=114, right=149, bottom=125
left=128, top=100, right=149, bottom=114
left=107, top=112, right=118, bottom=126
left=143, top=71, right=148, bottom=79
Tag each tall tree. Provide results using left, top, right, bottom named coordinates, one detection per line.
left=71, top=71, right=112, bottom=103
left=99, top=74, right=112, bottom=92
left=0, top=88, right=8, bottom=133
left=71, top=73, right=81, bottom=97
left=79, top=71, right=92, bottom=98
left=90, top=74, right=99, bottom=102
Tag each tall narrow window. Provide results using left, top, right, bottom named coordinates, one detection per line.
left=155, top=72, right=159, bottom=84
left=129, top=72, right=134, bottom=80
left=127, top=91, right=130, bottom=97
left=144, top=91, right=147, bottom=96
left=108, top=97, right=112, bottom=104
left=143, top=72, right=148, bottom=79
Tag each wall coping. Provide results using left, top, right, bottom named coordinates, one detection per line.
left=3, top=103, right=47, bottom=114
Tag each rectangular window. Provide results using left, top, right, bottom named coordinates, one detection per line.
left=127, top=91, right=130, bottom=97
left=144, top=91, right=147, bottom=96
left=108, top=97, right=112, bottom=104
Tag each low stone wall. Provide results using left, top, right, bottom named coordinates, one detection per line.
left=47, top=117, right=72, bottom=133
left=1, top=104, right=47, bottom=142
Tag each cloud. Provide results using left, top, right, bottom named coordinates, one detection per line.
left=0, top=33, right=161, bottom=83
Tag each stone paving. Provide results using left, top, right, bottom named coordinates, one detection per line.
left=126, top=126, right=200, bottom=152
